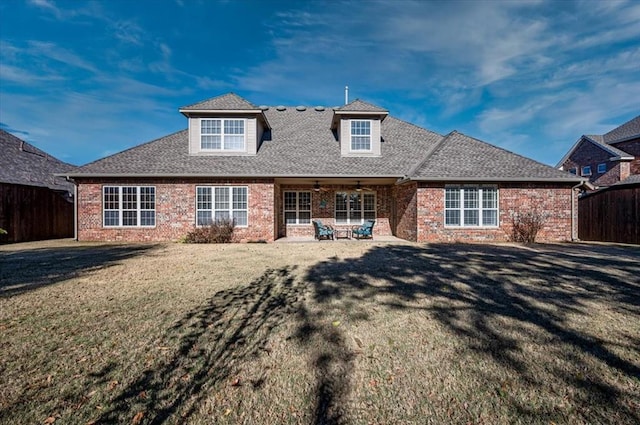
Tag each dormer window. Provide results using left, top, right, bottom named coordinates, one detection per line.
left=201, top=119, right=245, bottom=151
left=351, top=120, right=371, bottom=151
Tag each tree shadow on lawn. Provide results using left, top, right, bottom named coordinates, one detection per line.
left=95, top=266, right=308, bottom=424
left=89, top=242, right=639, bottom=424
left=94, top=264, right=354, bottom=425
left=0, top=244, right=157, bottom=297
left=305, top=242, right=640, bottom=424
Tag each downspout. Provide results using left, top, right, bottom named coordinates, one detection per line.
left=66, top=177, right=78, bottom=241
left=571, top=182, right=582, bottom=242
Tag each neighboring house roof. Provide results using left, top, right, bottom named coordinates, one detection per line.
left=615, top=173, right=640, bottom=186
left=68, top=94, right=582, bottom=184
left=557, top=115, right=640, bottom=168
left=603, top=115, right=640, bottom=144
left=0, top=129, right=75, bottom=192
left=410, top=131, right=579, bottom=181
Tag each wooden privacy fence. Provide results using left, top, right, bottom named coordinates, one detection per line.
left=578, top=183, right=639, bottom=244
left=0, top=183, right=74, bottom=243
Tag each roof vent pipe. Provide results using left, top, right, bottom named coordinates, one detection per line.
left=345, top=85, right=349, bottom=104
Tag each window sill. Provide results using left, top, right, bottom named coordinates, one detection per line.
left=444, top=225, right=500, bottom=229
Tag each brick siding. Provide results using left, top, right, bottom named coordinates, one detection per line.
left=415, top=182, right=575, bottom=243
left=76, top=178, right=275, bottom=242
left=612, top=138, right=640, bottom=176
left=393, top=182, right=418, bottom=241
left=563, top=137, right=640, bottom=186
left=562, top=139, right=620, bottom=185
left=76, top=179, right=576, bottom=243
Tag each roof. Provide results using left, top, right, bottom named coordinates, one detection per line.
left=556, top=116, right=640, bottom=168
left=603, top=115, right=640, bottom=144
left=70, top=109, right=442, bottom=177
left=615, top=173, right=640, bottom=186
left=410, top=131, right=581, bottom=182
left=0, top=129, right=75, bottom=192
left=583, top=136, right=632, bottom=158
left=334, top=99, right=388, bottom=113
left=68, top=93, right=581, bottom=184
left=180, top=93, right=259, bottom=111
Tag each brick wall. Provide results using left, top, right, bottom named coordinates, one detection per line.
left=562, top=139, right=619, bottom=185
left=612, top=139, right=640, bottom=176
left=76, top=178, right=276, bottom=242
left=393, top=182, right=417, bottom=241
left=415, top=182, right=575, bottom=243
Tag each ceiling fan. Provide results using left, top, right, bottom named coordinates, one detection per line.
left=313, top=181, right=330, bottom=192
left=355, top=181, right=373, bottom=192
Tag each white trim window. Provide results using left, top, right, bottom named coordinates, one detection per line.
left=445, top=187, right=498, bottom=227
left=284, top=191, right=311, bottom=225
left=581, top=166, right=592, bottom=176
left=597, top=163, right=606, bottom=174
left=103, top=186, right=155, bottom=227
left=350, top=120, right=371, bottom=151
left=335, top=192, right=375, bottom=224
left=196, top=186, right=248, bottom=227
left=201, top=119, right=245, bottom=151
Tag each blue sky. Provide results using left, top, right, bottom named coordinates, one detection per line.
left=1, top=0, right=639, bottom=167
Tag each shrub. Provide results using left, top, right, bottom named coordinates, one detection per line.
left=0, top=228, right=7, bottom=235
left=510, top=210, right=547, bottom=244
left=183, top=219, right=235, bottom=243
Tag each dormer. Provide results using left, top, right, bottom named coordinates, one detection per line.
left=331, top=99, right=388, bottom=157
left=180, top=93, right=270, bottom=156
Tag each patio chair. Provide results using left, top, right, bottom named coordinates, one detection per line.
left=352, top=220, right=375, bottom=240
left=312, top=220, right=334, bottom=240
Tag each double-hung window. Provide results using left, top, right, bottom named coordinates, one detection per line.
left=335, top=192, right=375, bottom=224
left=350, top=120, right=371, bottom=151
left=284, top=191, right=311, bottom=225
left=445, top=187, right=498, bottom=227
left=201, top=119, right=245, bottom=151
left=196, top=186, right=248, bottom=226
left=103, top=186, right=156, bottom=227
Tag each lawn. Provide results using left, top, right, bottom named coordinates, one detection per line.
left=0, top=240, right=638, bottom=424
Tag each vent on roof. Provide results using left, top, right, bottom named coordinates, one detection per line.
left=276, top=105, right=286, bottom=111
left=314, top=106, right=325, bottom=111
left=259, top=105, right=269, bottom=111
left=296, top=105, right=306, bottom=111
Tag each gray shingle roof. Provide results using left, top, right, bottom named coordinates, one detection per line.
left=334, top=99, right=388, bottom=112
left=69, top=93, right=582, bottom=183
left=410, top=131, right=580, bottom=181
left=71, top=108, right=442, bottom=177
left=0, top=129, right=75, bottom=192
left=603, top=115, right=640, bottom=144
left=616, top=174, right=640, bottom=186
left=180, top=93, right=259, bottom=110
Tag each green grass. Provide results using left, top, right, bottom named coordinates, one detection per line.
left=0, top=240, right=638, bottom=424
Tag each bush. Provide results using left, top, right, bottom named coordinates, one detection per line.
left=510, top=210, right=547, bottom=244
left=183, top=219, right=235, bottom=243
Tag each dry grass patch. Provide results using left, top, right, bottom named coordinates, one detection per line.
left=0, top=240, right=638, bottom=424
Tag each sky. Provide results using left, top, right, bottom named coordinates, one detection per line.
left=1, top=0, right=639, bottom=167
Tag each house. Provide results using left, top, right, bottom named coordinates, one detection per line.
left=557, top=115, right=640, bottom=187
left=0, top=129, right=75, bottom=242
left=65, top=93, right=585, bottom=243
